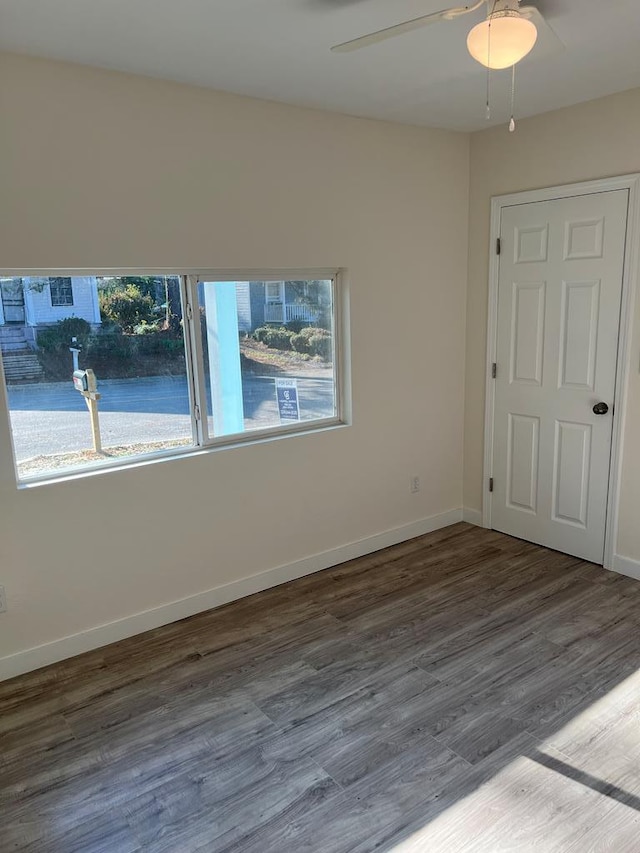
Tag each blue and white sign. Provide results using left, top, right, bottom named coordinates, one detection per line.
left=276, top=378, right=300, bottom=422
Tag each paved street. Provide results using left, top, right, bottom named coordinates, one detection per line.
left=7, top=374, right=334, bottom=461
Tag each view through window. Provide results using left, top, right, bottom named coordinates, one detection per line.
left=198, top=280, right=335, bottom=438
left=0, top=274, right=339, bottom=481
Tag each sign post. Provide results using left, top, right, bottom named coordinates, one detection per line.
left=275, top=378, right=300, bottom=423
left=73, top=369, right=102, bottom=452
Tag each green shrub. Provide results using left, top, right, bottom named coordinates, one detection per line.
left=290, top=333, right=312, bottom=354
left=308, top=333, right=332, bottom=360
left=300, top=326, right=329, bottom=340
left=133, top=320, right=162, bottom=335
left=36, top=329, right=63, bottom=352
left=292, top=326, right=332, bottom=358
left=98, top=317, right=122, bottom=333
left=134, top=334, right=185, bottom=357
left=263, top=327, right=294, bottom=350
left=36, top=317, right=92, bottom=352
left=85, top=332, right=132, bottom=361
left=99, top=285, right=155, bottom=332
left=253, top=326, right=294, bottom=350
left=253, top=326, right=272, bottom=344
left=285, top=319, right=307, bottom=334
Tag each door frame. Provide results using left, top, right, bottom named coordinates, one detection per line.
left=483, top=174, right=640, bottom=569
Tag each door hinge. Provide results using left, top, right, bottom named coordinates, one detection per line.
left=496, top=237, right=501, bottom=255
left=491, top=362, right=497, bottom=379
left=489, top=477, right=494, bottom=492
left=194, top=404, right=201, bottom=422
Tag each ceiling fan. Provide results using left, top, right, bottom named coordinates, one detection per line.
left=331, top=0, right=547, bottom=70
left=331, top=0, right=558, bottom=130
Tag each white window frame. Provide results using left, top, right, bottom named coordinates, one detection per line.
left=0, top=268, right=348, bottom=486
left=186, top=271, right=344, bottom=449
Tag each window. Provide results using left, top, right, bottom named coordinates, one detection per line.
left=49, top=277, right=74, bottom=307
left=1, top=272, right=341, bottom=482
left=197, top=279, right=336, bottom=439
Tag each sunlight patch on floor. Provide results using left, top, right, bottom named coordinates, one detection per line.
left=390, top=671, right=640, bottom=852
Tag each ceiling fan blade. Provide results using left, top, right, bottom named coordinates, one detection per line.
left=330, top=1, right=485, bottom=53
left=519, top=5, right=565, bottom=48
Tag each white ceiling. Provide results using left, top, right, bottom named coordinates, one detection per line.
left=1, top=0, right=639, bottom=131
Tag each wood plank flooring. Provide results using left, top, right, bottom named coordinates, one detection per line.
left=2, top=522, right=640, bottom=852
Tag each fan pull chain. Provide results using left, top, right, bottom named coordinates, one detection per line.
left=509, top=63, right=516, bottom=132
left=486, top=68, right=491, bottom=120
left=485, top=19, right=492, bottom=119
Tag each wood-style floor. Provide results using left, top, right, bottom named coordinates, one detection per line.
left=2, top=523, right=640, bottom=852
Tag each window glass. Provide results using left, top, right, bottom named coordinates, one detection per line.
left=0, top=272, right=341, bottom=482
left=49, top=277, right=74, bottom=307
left=3, top=276, right=192, bottom=480
left=197, top=280, right=336, bottom=438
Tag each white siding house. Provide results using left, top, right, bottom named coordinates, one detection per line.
left=237, top=281, right=320, bottom=332
left=26, top=277, right=101, bottom=327
left=235, top=283, right=252, bottom=332
left=0, top=277, right=101, bottom=347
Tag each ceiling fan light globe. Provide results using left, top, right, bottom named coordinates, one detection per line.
left=467, top=15, right=537, bottom=69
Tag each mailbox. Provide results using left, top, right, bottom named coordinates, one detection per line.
left=72, top=370, right=86, bottom=392
left=73, top=369, right=98, bottom=393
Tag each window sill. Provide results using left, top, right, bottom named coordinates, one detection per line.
left=16, top=417, right=348, bottom=489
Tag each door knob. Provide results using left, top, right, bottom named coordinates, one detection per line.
left=593, top=402, right=609, bottom=415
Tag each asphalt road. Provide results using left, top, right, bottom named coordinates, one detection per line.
left=7, top=374, right=334, bottom=461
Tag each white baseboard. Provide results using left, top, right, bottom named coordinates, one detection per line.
left=463, top=507, right=483, bottom=526
left=0, top=508, right=463, bottom=683
left=612, top=553, right=640, bottom=581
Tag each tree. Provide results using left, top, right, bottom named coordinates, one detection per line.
left=99, top=285, right=156, bottom=332
left=287, top=280, right=332, bottom=330
left=97, top=276, right=183, bottom=334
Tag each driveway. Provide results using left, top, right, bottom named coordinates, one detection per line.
left=7, top=374, right=334, bottom=461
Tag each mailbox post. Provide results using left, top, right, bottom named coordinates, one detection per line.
left=73, top=369, right=102, bottom=453
left=69, top=337, right=82, bottom=372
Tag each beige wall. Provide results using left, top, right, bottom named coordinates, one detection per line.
left=0, top=53, right=469, bottom=668
left=465, top=88, right=640, bottom=560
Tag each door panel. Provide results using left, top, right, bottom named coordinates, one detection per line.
left=492, top=190, right=628, bottom=563
left=510, top=282, right=545, bottom=385
left=552, top=420, right=591, bottom=527
left=515, top=224, right=549, bottom=263
left=558, top=280, right=600, bottom=390
left=507, top=414, right=539, bottom=513
left=564, top=218, right=604, bottom=260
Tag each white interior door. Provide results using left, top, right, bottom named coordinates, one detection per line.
left=491, top=190, right=628, bottom=563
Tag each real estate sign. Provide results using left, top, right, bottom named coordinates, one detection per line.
left=276, top=378, right=300, bottom=422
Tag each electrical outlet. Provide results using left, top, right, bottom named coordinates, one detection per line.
left=0, top=585, right=6, bottom=614
left=410, top=476, right=420, bottom=493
